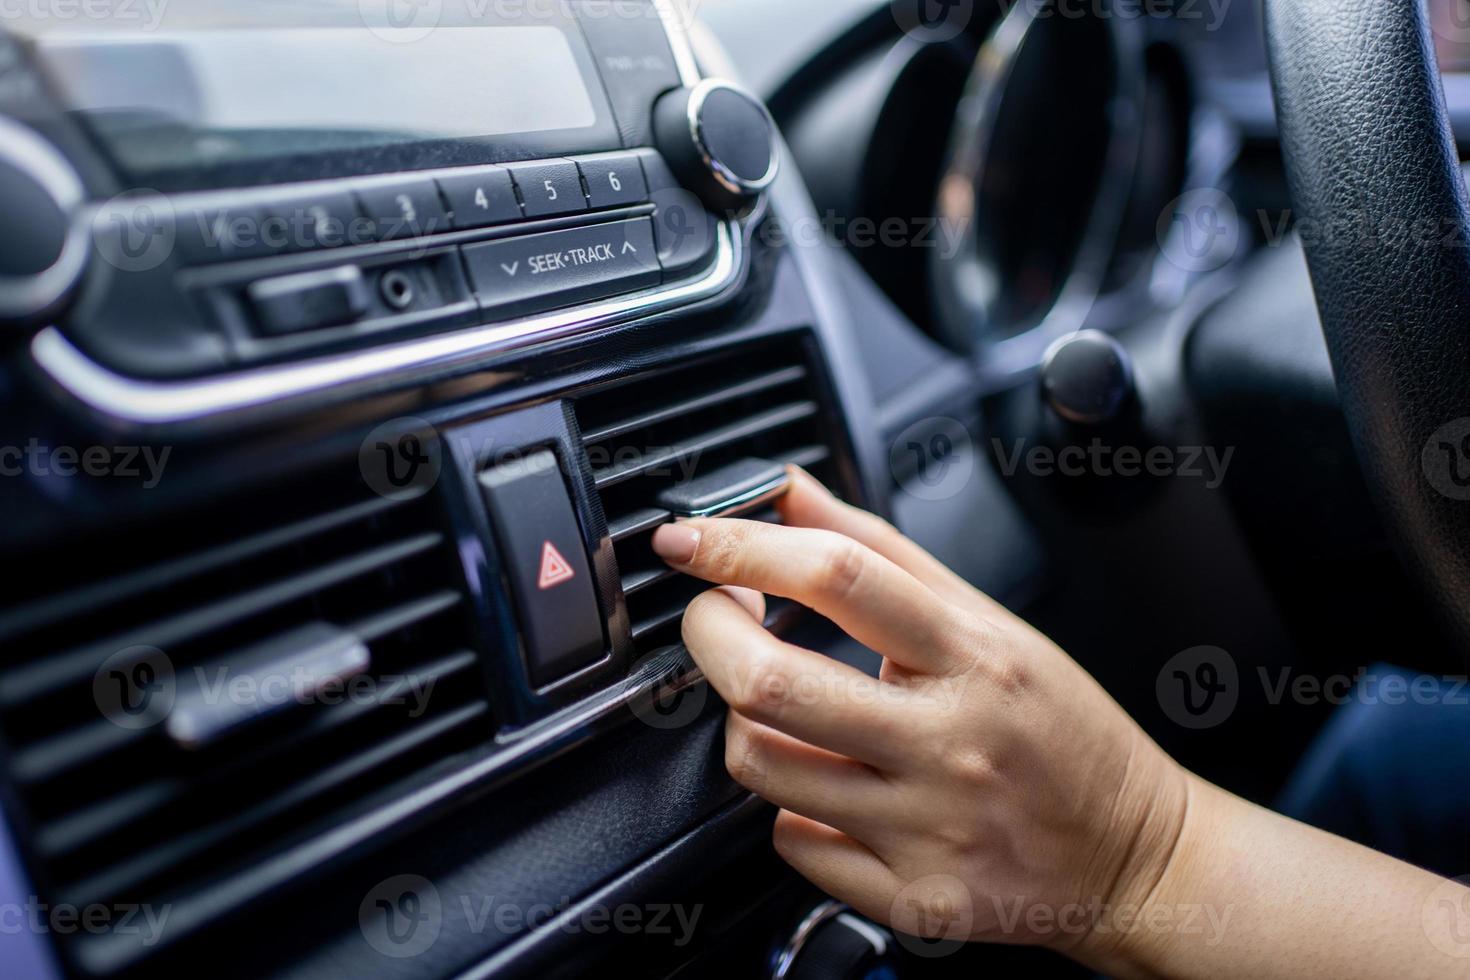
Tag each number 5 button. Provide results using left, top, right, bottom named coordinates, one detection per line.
left=577, top=152, right=648, bottom=208
left=507, top=160, right=588, bottom=218
left=437, top=166, right=522, bottom=229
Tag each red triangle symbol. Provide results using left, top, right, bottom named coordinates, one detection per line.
left=537, top=541, right=576, bottom=590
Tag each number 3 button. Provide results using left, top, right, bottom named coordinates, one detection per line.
left=508, top=160, right=587, bottom=218
left=354, top=175, right=451, bottom=239
left=437, top=167, right=522, bottom=229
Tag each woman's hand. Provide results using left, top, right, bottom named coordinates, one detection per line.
left=654, top=468, right=1470, bottom=979
left=650, top=468, right=1191, bottom=966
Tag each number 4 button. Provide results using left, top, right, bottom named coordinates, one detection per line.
left=436, top=167, right=523, bottom=230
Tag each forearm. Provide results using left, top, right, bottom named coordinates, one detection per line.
left=1086, top=775, right=1470, bottom=979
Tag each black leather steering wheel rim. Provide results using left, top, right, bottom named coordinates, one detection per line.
left=1266, top=0, right=1470, bottom=651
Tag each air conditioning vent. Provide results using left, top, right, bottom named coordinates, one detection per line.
left=0, top=477, right=492, bottom=974
left=576, top=341, right=840, bottom=657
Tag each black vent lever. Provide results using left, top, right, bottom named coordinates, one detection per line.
left=656, top=458, right=791, bottom=520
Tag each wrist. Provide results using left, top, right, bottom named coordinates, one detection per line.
left=1071, top=752, right=1209, bottom=977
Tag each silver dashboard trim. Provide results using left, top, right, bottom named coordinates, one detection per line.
left=660, top=0, right=703, bottom=86
left=931, top=1, right=1144, bottom=374
left=671, top=469, right=791, bottom=520
left=31, top=222, right=739, bottom=426
left=28, top=0, right=742, bottom=428
left=0, top=116, right=90, bottom=322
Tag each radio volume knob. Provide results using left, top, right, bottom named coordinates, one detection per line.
left=653, top=79, right=779, bottom=213
left=0, top=116, right=88, bottom=327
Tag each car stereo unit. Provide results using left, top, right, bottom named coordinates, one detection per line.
left=0, top=0, right=779, bottom=424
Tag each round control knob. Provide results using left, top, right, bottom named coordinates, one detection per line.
left=653, top=79, right=779, bottom=213
left=1040, top=329, right=1136, bottom=426
left=774, top=903, right=899, bottom=980
left=0, top=116, right=88, bottom=326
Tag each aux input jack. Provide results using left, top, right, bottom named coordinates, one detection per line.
left=379, top=269, right=416, bottom=310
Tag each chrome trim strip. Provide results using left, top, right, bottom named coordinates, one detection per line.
left=31, top=223, right=739, bottom=426
left=658, top=0, right=703, bottom=86
left=836, top=912, right=889, bottom=956
left=932, top=2, right=1144, bottom=368
left=771, top=901, right=846, bottom=980
left=30, top=0, right=740, bottom=428
left=0, top=116, right=89, bottom=321
left=673, top=471, right=791, bottom=520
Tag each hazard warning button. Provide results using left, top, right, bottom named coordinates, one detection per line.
left=537, top=541, right=576, bottom=590
left=478, top=450, right=605, bottom=688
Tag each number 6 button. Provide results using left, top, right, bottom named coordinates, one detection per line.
left=577, top=152, right=648, bottom=208
left=507, top=160, right=588, bottom=218
left=436, top=166, right=522, bottom=229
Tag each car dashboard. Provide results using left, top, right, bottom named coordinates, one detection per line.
left=0, top=4, right=900, bottom=978
left=3, top=1, right=1466, bottom=978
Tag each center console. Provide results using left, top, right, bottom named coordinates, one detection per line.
left=0, top=3, right=888, bottom=979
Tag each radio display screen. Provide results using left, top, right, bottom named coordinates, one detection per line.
left=20, top=14, right=621, bottom=189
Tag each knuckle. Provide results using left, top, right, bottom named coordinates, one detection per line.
left=947, top=614, right=1028, bottom=691
left=965, top=610, right=1002, bottom=649
left=816, top=536, right=868, bottom=602
left=938, top=611, right=993, bottom=669
left=731, top=647, right=787, bottom=717
left=697, top=523, right=746, bottom=581
left=771, top=812, right=800, bottom=860
left=723, top=719, right=765, bottom=790
left=947, top=744, right=1003, bottom=789
left=985, top=651, right=1031, bottom=697
left=931, top=814, right=983, bottom=852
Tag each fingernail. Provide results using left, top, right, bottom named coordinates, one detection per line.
left=652, top=523, right=701, bottom=564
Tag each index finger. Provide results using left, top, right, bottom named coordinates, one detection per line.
left=778, top=467, right=1011, bottom=619
left=652, top=518, right=980, bottom=676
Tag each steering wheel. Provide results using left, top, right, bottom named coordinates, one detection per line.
left=1266, top=0, right=1470, bottom=651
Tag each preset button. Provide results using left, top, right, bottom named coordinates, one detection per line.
left=577, top=152, right=648, bottom=208
left=507, top=160, right=587, bottom=218
left=266, top=188, right=363, bottom=252
left=437, top=166, right=521, bottom=229
left=353, top=176, right=450, bottom=240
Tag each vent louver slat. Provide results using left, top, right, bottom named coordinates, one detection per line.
left=608, top=506, right=675, bottom=543
left=59, top=699, right=490, bottom=911
left=35, top=647, right=483, bottom=862
left=590, top=400, right=820, bottom=489
left=620, top=565, right=680, bottom=597
left=578, top=365, right=809, bottom=444
left=576, top=341, right=839, bottom=656
left=0, top=495, right=404, bottom=650
left=0, top=530, right=446, bottom=707
left=0, top=477, right=494, bottom=973
left=9, top=589, right=464, bottom=786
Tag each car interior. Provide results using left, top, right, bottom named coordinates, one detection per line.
left=3, top=0, right=1470, bottom=976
